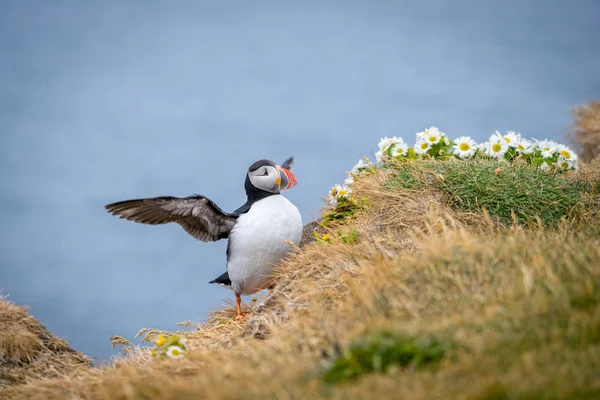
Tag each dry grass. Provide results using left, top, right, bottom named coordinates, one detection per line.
left=2, top=159, right=599, bottom=400
left=570, top=100, right=600, bottom=162
left=0, top=295, right=91, bottom=389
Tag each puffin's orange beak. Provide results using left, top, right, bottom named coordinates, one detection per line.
left=278, top=166, right=298, bottom=190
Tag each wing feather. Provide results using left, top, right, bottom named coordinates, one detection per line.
left=105, top=195, right=237, bottom=242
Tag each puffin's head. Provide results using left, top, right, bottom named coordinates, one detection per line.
left=246, top=157, right=298, bottom=194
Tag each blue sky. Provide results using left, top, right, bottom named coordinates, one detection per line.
left=1, top=0, right=599, bottom=361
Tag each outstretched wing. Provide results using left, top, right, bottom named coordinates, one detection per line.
left=105, top=195, right=238, bottom=242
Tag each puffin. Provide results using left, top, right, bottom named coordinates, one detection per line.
left=105, top=157, right=302, bottom=317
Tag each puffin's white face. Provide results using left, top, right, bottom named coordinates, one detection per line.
left=248, top=165, right=281, bottom=193
left=247, top=161, right=298, bottom=194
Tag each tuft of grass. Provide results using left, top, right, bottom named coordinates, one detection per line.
left=0, top=295, right=91, bottom=388
left=320, top=199, right=368, bottom=226
left=314, top=228, right=359, bottom=245
left=388, top=159, right=593, bottom=226
left=322, top=332, right=447, bottom=383
left=570, top=292, right=599, bottom=312
left=337, top=228, right=359, bottom=244
left=569, top=100, right=600, bottom=162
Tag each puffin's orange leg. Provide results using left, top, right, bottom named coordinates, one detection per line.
left=236, top=295, right=246, bottom=318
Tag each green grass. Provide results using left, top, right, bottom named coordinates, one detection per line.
left=320, top=199, right=368, bottom=226
left=388, top=159, right=592, bottom=226
left=322, top=332, right=447, bottom=383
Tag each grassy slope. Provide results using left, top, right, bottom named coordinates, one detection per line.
left=2, top=159, right=600, bottom=400
left=0, top=296, right=91, bottom=389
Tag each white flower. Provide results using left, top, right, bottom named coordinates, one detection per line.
left=502, top=131, right=520, bottom=148
left=539, top=162, right=551, bottom=172
left=555, top=144, right=577, bottom=161
left=328, top=184, right=351, bottom=207
left=489, top=131, right=504, bottom=144
left=557, top=156, right=569, bottom=171
left=414, top=140, right=431, bottom=155
left=571, top=160, right=579, bottom=172
left=484, top=140, right=509, bottom=159
left=535, top=139, right=558, bottom=157
left=338, top=185, right=352, bottom=198
left=541, top=149, right=554, bottom=159
left=515, top=138, right=534, bottom=154
left=452, top=136, right=477, bottom=159
left=378, top=136, right=403, bottom=151
left=478, top=141, right=490, bottom=152
left=351, top=159, right=369, bottom=175
left=557, top=155, right=578, bottom=172
left=375, top=149, right=386, bottom=163
left=391, top=142, right=408, bottom=157
left=344, top=176, right=354, bottom=186
left=422, top=126, right=443, bottom=144
left=166, top=346, right=185, bottom=359
left=328, top=184, right=342, bottom=207
left=329, top=184, right=342, bottom=197
left=507, top=130, right=522, bottom=141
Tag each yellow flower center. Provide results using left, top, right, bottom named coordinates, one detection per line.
left=331, top=187, right=338, bottom=196
left=156, top=335, right=167, bottom=346
left=517, top=144, right=524, bottom=151
left=322, top=234, right=330, bottom=241
left=492, top=143, right=502, bottom=152
left=339, top=190, right=347, bottom=196
left=420, top=143, right=429, bottom=150
left=171, top=348, right=181, bottom=356
left=428, top=136, right=437, bottom=143
left=151, top=348, right=156, bottom=357
left=560, top=150, right=571, bottom=159
left=503, top=137, right=511, bottom=143
left=459, top=143, right=470, bottom=151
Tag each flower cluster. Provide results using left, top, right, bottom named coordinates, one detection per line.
left=327, top=158, right=369, bottom=208
left=374, top=127, right=578, bottom=172
left=326, top=127, right=579, bottom=211
left=150, top=334, right=188, bottom=360
left=477, top=132, right=577, bottom=172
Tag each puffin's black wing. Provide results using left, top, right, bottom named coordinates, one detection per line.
left=105, top=195, right=238, bottom=242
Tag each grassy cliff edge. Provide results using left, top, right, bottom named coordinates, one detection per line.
left=1, top=155, right=599, bottom=400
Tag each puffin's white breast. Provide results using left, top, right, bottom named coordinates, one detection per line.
left=227, top=195, right=302, bottom=295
